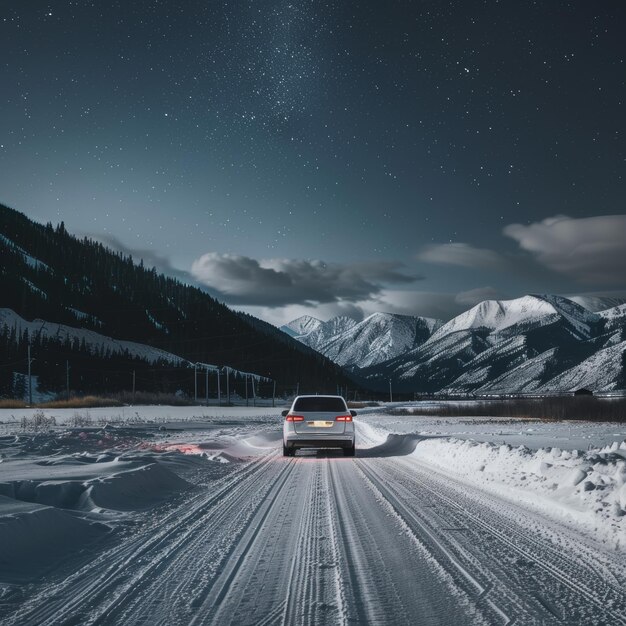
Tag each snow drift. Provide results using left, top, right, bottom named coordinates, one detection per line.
left=0, top=495, right=110, bottom=581
left=412, top=437, right=626, bottom=550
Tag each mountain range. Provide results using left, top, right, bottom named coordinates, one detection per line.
left=282, top=313, right=442, bottom=369
left=3, top=201, right=624, bottom=398
left=282, top=295, right=626, bottom=394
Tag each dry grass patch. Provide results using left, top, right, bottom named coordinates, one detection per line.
left=0, top=399, right=27, bottom=409
left=112, top=391, right=195, bottom=406
left=37, top=396, right=124, bottom=409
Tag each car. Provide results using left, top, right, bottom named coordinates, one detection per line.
left=282, top=395, right=356, bottom=457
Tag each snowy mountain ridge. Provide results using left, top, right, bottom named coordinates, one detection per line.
left=429, top=295, right=598, bottom=343
left=281, top=312, right=442, bottom=369
left=599, top=303, right=626, bottom=321
left=281, top=315, right=324, bottom=338
left=282, top=295, right=625, bottom=393
left=568, top=294, right=626, bottom=313
left=284, top=316, right=358, bottom=354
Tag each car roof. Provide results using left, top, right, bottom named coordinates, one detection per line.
left=295, top=395, right=344, bottom=399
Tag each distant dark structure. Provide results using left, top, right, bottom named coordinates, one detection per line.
left=573, top=388, right=594, bottom=396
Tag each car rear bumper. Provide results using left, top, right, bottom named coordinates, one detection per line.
left=284, top=434, right=355, bottom=449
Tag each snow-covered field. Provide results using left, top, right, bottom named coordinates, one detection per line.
left=1, top=404, right=625, bottom=625
left=359, top=402, right=626, bottom=450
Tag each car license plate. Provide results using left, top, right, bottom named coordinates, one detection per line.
left=308, top=421, right=334, bottom=427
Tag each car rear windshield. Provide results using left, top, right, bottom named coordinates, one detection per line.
left=293, top=397, right=347, bottom=412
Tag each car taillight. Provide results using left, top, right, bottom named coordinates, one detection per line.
left=335, top=415, right=352, bottom=422
left=286, top=414, right=305, bottom=422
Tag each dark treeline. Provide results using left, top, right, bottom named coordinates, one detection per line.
left=390, top=396, right=626, bottom=422
left=0, top=203, right=355, bottom=396
left=0, top=322, right=188, bottom=398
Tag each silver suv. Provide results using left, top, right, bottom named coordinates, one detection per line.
left=282, top=395, right=356, bottom=456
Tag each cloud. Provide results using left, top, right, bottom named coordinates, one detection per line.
left=244, top=287, right=506, bottom=326
left=454, top=286, right=508, bottom=307
left=417, top=243, right=503, bottom=268
left=504, top=215, right=626, bottom=285
left=360, top=290, right=464, bottom=320
left=190, top=253, right=420, bottom=306
left=371, top=287, right=507, bottom=319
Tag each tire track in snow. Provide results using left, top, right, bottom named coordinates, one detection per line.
left=5, top=429, right=624, bottom=626
left=329, top=459, right=483, bottom=625
left=5, top=452, right=283, bottom=626
left=356, top=460, right=513, bottom=624
left=188, top=457, right=297, bottom=625
left=98, top=454, right=295, bottom=626
left=280, top=460, right=346, bottom=626
left=195, top=457, right=346, bottom=626
left=392, top=456, right=626, bottom=623
left=361, top=455, right=626, bottom=625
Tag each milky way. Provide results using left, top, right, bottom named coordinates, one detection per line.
left=1, top=1, right=625, bottom=322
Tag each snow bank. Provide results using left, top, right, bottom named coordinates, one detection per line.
left=0, top=428, right=235, bottom=585
left=412, top=437, right=626, bottom=549
left=354, top=420, right=389, bottom=447
left=81, top=462, right=192, bottom=512
left=0, top=495, right=109, bottom=581
left=0, top=457, right=193, bottom=514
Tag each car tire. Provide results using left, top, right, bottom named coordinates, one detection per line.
left=343, top=445, right=355, bottom=457
left=282, top=443, right=290, bottom=457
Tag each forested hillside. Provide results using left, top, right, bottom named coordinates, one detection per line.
left=0, top=203, right=353, bottom=398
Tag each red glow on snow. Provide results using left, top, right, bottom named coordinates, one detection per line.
left=147, top=442, right=205, bottom=455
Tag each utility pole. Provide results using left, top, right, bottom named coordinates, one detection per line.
left=66, top=360, right=70, bottom=401
left=226, top=368, right=230, bottom=405
left=245, top=374, right=249, bottom=407
left=272, top=380, right=276, bottom=408
left=389, top=379, right=393, bottom=403
left=217, top=369, right=221, bottom=405
left=132, top=369, right=136, bottom=402
left=194, top=363, right=197, bottom=404
left=252, top=377, right=256, bottom=407
left=205, top=367, right=209, bottom=407
left=296, top=382, right=299, bottom=397
left=27, top=344, right=33, bottom=406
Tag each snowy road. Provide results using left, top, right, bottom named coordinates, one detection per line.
left=1, top=423, right=625, bottom=625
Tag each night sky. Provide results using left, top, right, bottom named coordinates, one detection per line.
left=2, top=1, right=625, bottom=324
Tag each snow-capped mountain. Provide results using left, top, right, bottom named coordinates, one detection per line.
left=534, top=340, right=626, bottom=393
left=567, top=295, right=626, bottom=312
left=280, top=315, right=324, bottom=338
left=289, top=316, right=358, bottom=354
left=281, top=312, right=442, bottom=368
left=599, top=303, right=626, bottom=324
left=429, top=294, right=599, bottom=342
left=283, top=295, right=625, bottom=394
